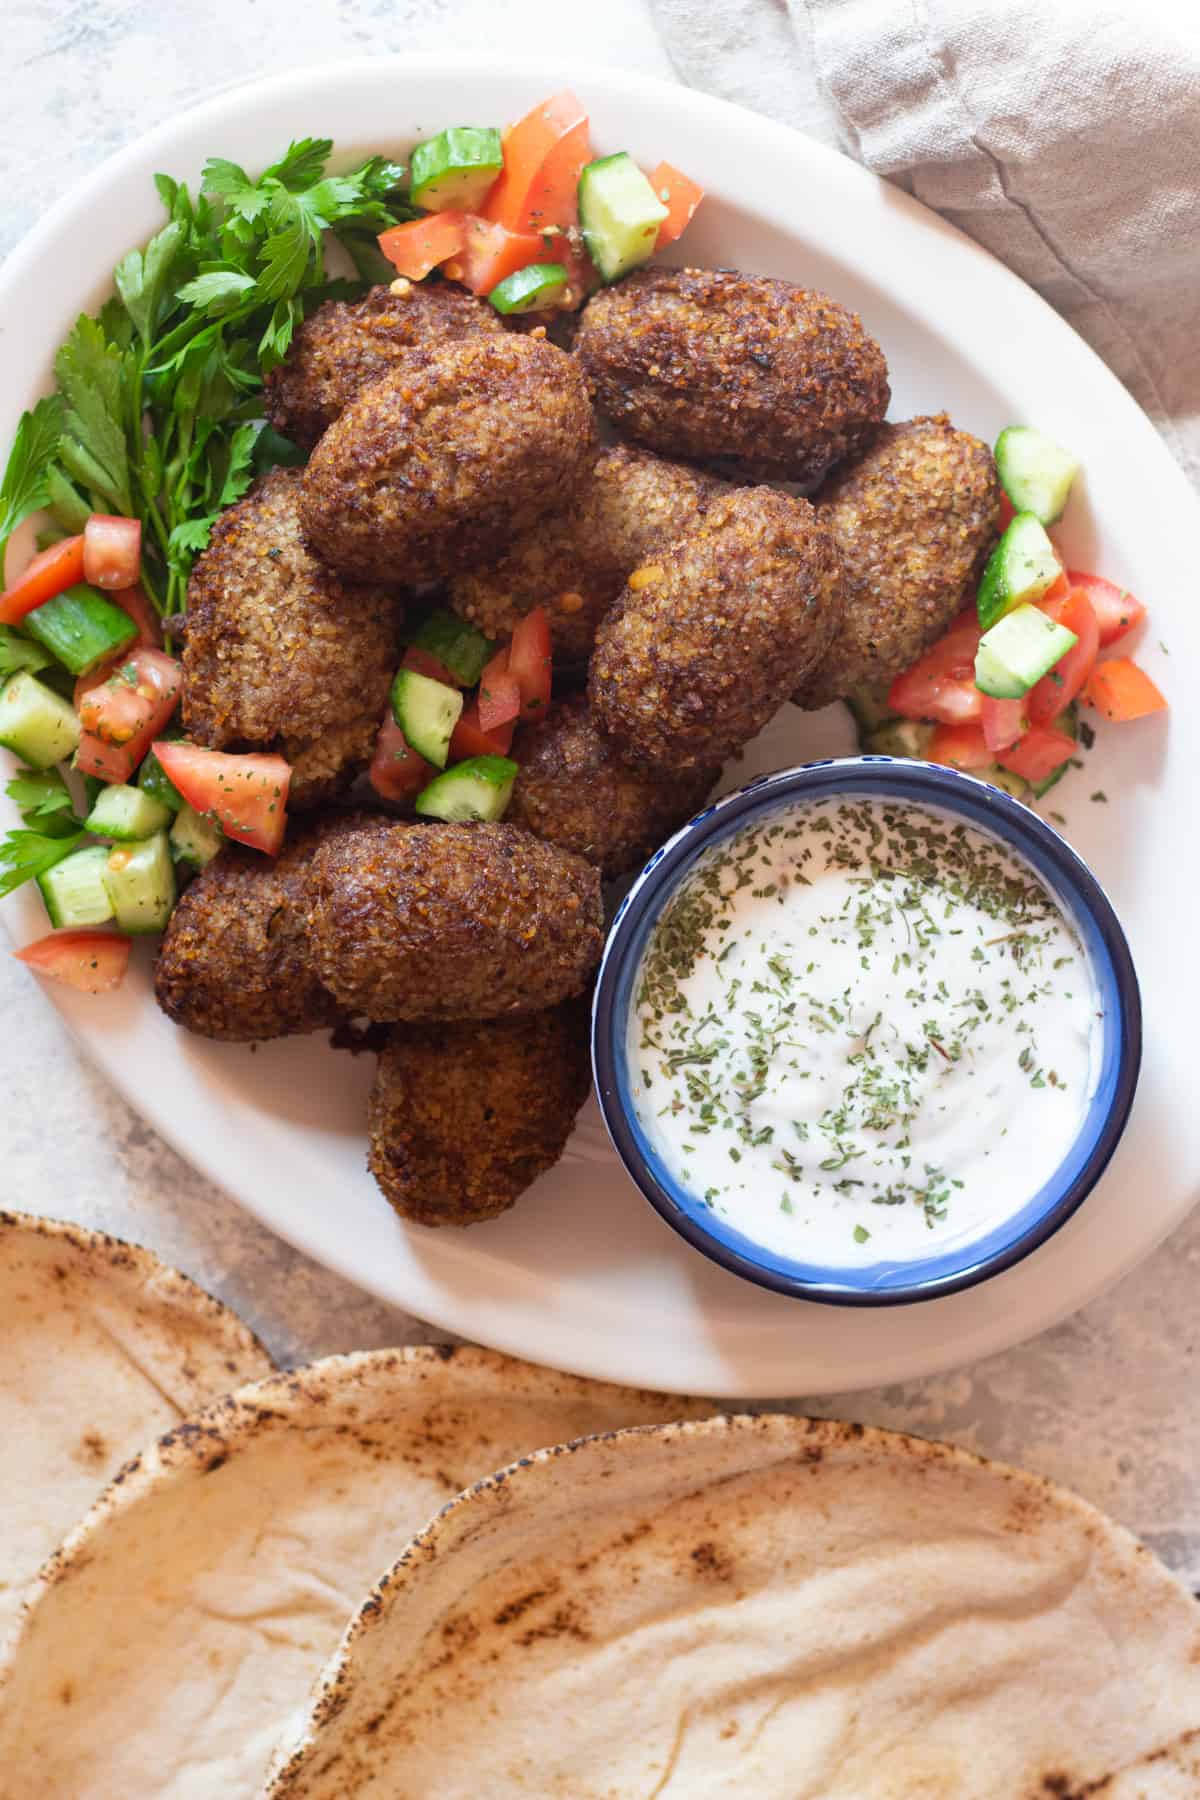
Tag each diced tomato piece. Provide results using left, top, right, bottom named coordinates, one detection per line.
left=449, top=700, right=515, bottom=760
left=888, top=610, right=983, bottom=725
left=980, top=695, right=1028, bottom=753
left=111, top=584, right=162, bottom=650
left=76, top=731, right=138, bottom=784
left=15, top=929, right=131, bottom=994
left=153, top=742, right=291, bottom=855
left=484, top=90, right=588, bottom=232
left=76, top=648, right=181, bottom=759
left=83, top=515, right=141, bottom=590
left=378, top=212, right=466, bottom=280
left=649, top=162, right=704, bottom=248
left=926, top=723, right=993, bottom=771
left=521, top=117, right=592, bottom=233
left=444, top=215, right=549, bottom=296
left=996, top=492, right=1015, bottom=532
left=506, top=607, right=552, bottom=721
left=1081, top=658, right=1168, bottom=723
left=1065, top=570, right=1146, bottom=648
left=0, top=535, right=85, bottom=625
left=998, top=725, right=1077, bottom=784
left=402, top=645, right=462, bottom=688
left=477, top=647, right=522, bottom=733
left=369, top=715, right=434, bottom=804
left=1027, top=587, right=1100, bottom=726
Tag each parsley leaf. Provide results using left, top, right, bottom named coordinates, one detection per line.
left=54, top=316, right=133, bottom=516
left=0, top=827, right=85, bottom=900
left=0, top=396, right=64, bottom=564
left=175, top=268, right=258, bottom=314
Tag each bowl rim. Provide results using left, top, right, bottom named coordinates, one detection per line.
left=591, top=755, right=1143, bottom=1307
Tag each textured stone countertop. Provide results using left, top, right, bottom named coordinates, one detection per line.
left=5, top=0, right=1198, bottom=1588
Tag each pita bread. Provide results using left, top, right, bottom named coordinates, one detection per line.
left=266, top=1414, right=1200, bottom=1800
left=0, top=1210, right=271, bottom=1648
left=0, top=1345, right=712, bottom=1798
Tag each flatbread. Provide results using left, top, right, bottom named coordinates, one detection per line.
left=0, top=1210, right=271, bottom=1648
left=0, top=1345, right=712, bottom=1798
left=265, top=1414, right=1200, bottom=1800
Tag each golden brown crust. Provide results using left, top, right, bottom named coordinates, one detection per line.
left=298, top=335, right=596, bottom=584
left=153, top=814, right=387, bottom=1042
left=263, top=283, right=502, bottom=450
left=307, top=821, right=604, bottom=1022
left=182, top=468, right=401, bottom=808
left=366, top=1002, right=592, bottom=1227
left=447, top=444, right=724, bottom=665
left=589, top=487, right=841, bottom=773
left=508, top=695, right=717, bottom=878
left=792, top=414, right=1003, bottom=709
left=574, top=267, right=889, bottom=483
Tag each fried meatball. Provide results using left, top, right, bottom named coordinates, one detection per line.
left=447, top=444, right=724, bottom=665
left=183, top=468, right=401, bottom=808
left=793, top=415, right=1003, bottom=709
left=298, top=335, right=595, bottom=585
left=574, top=267, right=889, bottom=484
left=153, top=815, right=384, bottom=1042
left=508, top=695, right=717, bottom=878
left=589, top=488, right=841, bottom=773
left=308, top=820, right=603, bottom=1022
left=367, top=1002, right=592, bottom=1227
left=262, top=282, right=502, bottom=450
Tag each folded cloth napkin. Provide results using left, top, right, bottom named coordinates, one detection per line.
left=650, top=0, right=1200, bottom=486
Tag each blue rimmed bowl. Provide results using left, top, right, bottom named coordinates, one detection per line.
left=591, top=755, right=1142, bottom=1307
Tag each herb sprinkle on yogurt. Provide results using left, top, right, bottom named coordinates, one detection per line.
left=629, top=797, right=1101, bottom=1262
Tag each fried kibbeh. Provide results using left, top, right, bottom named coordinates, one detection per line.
left=182, top=469, right=400, bottom=808
left=299, top=335, right=595, bottom=584
left=367, top=1002, right=592, bottom=1227
left=574, top=267, right=889, bottom=484
left=307, top=820, right=603, bottom=1022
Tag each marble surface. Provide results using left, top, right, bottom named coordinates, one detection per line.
left=5, top=0, right=1198, bottom=1588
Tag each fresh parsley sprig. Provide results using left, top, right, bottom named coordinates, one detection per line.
left=0, top=767, right=87, bottom=897
left=37, top=140, right=413, bottom=618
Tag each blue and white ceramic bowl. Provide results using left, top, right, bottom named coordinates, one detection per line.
left=591, top=756, right=1142, bottom=1307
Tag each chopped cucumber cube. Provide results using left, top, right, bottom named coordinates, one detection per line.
left=415, top=755, right=518, bottom=822
left=975, top=605, right=1078, bottom=699
left=409, top=610, right=494, bottom=686
left=577, top=152, right=668, bottom=284
left=37, top=845, right=114, bottom=929
left=86, top=782, right=173, bottom=841
left=391, top=667, right=463, bottom=769
left=410, top=127, right=503, bottom=213
left=23, top=585, right=137, bottom=676
left=101, top=831, right=176, bottom=934
left=488, top=264, right=570, bottom=316
left=976, top=514, right=1062, bottom=631
left=0, top=671, right=81, bottom=769
left=0, top=625, right=54, bottom=681
left=138, top=747, right=184, bottom=814
left=864, top=719, right=935, bottom=759
left=994, top=427, right=1079, bottom=526
left=170, top=804, right=224, bottom=870
left=984, top=766, right=1032, bottom=801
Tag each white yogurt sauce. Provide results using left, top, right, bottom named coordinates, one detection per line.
left=629, top=797, right=1102, bottom=1263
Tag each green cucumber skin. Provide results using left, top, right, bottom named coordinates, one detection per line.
left=102, top=832, right=176, bottom=934
left=85, top=783, right=173, bottom=842
left=410, top=128, right=503, bottom=212
left=976, top=514, right=1061, bottom=632
left=390, top=668, right=463, bottom=770
left=170, top=804, right=224, bottom=869
left=37, top=845, right=114, bottom=930
left=863, top=720, right=934, bottom=758
left=410, top=611, right=493, bottom=686
left=138, top=748, right=185, bottom=814
left=23, top=586, right=137, bottom=676
left=975, top=605, right=1078, bottom=699
left=0, top=671, right=81, bottom=770
left=414, top=754, right=518, bottom=822
left=578, top=153, right=668, bottom=284
left=994, top=427, right=1079, bottom=527
left=488, top=264, right=569, bottom=316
